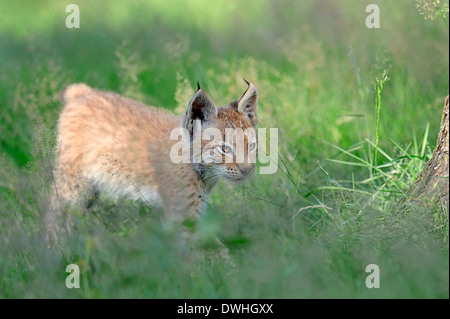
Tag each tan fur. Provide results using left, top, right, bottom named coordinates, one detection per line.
left=46, top=82, right=258, bottom=244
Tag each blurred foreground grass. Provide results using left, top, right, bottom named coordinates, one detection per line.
left=0, top=0, right=448, bottom=298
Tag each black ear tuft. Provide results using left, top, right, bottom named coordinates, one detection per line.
left=237, top=81, right=258, bottom=126
left=197, top=81, right=201, bottom=91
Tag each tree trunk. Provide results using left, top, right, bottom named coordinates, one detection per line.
left=398, top=95, right=449, bottom=219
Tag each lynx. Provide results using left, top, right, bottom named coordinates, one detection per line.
left=46, top=81, right=258, bottom=246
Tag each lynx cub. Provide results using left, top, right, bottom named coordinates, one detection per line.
left=46, top=81, right=258, bottom=243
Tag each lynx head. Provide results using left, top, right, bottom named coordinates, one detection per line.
left=183, top=81, right=258, bottom=184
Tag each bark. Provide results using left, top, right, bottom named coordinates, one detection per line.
left=398, top=95, right=449, bottom=218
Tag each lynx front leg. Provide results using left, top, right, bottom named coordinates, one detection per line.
left=164, top=195, right=234, bottom=266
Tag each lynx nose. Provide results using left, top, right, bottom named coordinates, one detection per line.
left=238, top=164, right=254, bottom=176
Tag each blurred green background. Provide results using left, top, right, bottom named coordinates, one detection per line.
left=0, top=0, right=448, bottom=298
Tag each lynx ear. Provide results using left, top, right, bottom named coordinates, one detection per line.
left=183, top=87, right=218, bottom=133
left=237, top=80, right=258, bottom=126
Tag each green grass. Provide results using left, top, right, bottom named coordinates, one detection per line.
left=0, top=0, right=448, bottom=298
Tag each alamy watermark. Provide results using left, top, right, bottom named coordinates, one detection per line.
left=169, top=120, right=278, bottom=175
left=66, top=4, right=80, bottom=29
left=365, top=264, right=380, bottom=288
left=366, top=4, right=380, bottom=29
left=65, top=264, right=80, bottom=289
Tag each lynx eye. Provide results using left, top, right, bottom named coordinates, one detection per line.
left=218, top=144, right=233, bottom=154
left=249, top=142, right=257, bottom=152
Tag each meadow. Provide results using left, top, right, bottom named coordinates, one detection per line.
left=0, top=0, right=448, bottom=298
